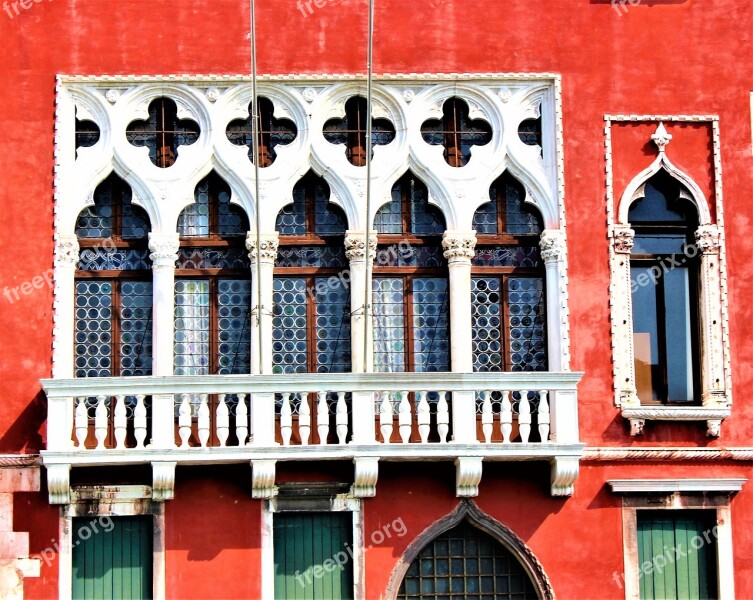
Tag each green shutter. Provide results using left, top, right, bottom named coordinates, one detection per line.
left=637, top=511, right=718, bottom=600
left=72, top=516, right=152, bottom=600
left=274, top=512, right=354, bottom=600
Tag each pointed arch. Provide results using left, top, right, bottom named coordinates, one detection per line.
left=385, top=500, right=554, bottom=600
left=618, top=154, right=711, bottom=226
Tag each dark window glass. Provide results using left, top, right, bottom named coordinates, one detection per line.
left=421, top=97, right=492, bottom=167
left=323, top=96, right=395, bottom=166
left=226, top=97, right=297, bottom=167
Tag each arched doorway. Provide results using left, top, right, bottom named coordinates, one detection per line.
left=387, top=502, right=553, bottom=600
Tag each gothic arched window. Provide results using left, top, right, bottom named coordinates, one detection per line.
left=75, top=173, right=153, bottom=379
left=373, top=172, right=449, bottom=374
left=629, top=171, right=700, bottom=404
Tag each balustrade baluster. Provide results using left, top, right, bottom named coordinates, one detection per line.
left=74, top=397, right=88, bottom=449
left=379, top=392, right=393, bottom=444
left=94, top=395, right=108, bottom=450
left=235, top=394, right=248, bottom=446
left=299, top=393, right=311, bottom=446
left=280, top=393, right=293, bottom=446
left=538, top=390, right=550, bottom=443
left=417, top=392, right=430, bottom=443
left=217, top=394, right=229, bottom=447
left=198, top=394, right=210, bottom=447
left=500, top=391, right=512, bottom=443
left=336, top=392, right=348, bottom=445
left=134, top=394, right=147, bottom=449
left=480, top=391, right=493, bottom=443
left=437, top=392, right=449, bottom=443
left=398, top=392, right=411, bottom=444
left=113, top=395, right=127, bottom=449
left=317, top=392, right=329, bottom=444
left=178, top=394, right=192, bottom=448
left=519, top=390, right=531, bottom=443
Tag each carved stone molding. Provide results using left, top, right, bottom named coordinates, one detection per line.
left=151, top=461, right=176, bottom=502
left=538, top=229, right=566, bottom=262
left=585, top=446, right=753, bottom=461
left=351, top=457, right=379, bottom=498
left=611, top=226, right=635, bottom=254
left=147, top=232, right=179, bottom=269
left=246, top=233, right=280, bottom=264
left=695, top=224, right=722, bottom=253
left=454, top=456, right=483, bottom=497
left=384, top=500, right=555, bottom=600
left=442, top=231, right=477, bottom=263
left=55, top=236, right=80, bottom=267
left=622, top=406, right=731, bottom=438
left=251, top=459, right=277, bottom=499
left=550, top=456, right=579, bottom=497
left=344, top=231, right=377, bottom=263
left=47, top=463, right=71, bottom=505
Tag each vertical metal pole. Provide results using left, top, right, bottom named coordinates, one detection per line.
left=362, top=0, right=375, bottom=373
left=250, top=0, right=264, bottom=374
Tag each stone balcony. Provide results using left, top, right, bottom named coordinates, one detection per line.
left=41, top=371, right=583, bottom=503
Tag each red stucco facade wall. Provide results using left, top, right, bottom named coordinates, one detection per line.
left=2, top=0, right=753, bottom=597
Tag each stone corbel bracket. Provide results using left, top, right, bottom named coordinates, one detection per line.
left=251, top=459, right=278, bottom=499
left=47, top=463, right=71, bottom=505
left=152, top=461, right=176, bottom=502
left=455, top=456, right=483, bottom=497
left=550, top=456, right=579, bottom=496
left=351, top=457, right=379, bottom=498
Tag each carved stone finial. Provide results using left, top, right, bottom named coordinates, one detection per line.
left=148, top=232, right=179, bottom=269
left=612, top=227, right=635, bottom=254
left=344, top=231, right=377, bottom=262
left=442, top=231, right=477, bottom=262
left=539, top=229, right=566, bottom=262
left=629, top=418, right=645, bottom=437
left=695, top=225, right=721, bottom=253
left=246, top=233, right=280, bottom=264
left=651, top=122, right=672, bottom=154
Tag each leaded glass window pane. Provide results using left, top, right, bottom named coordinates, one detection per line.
left=471, top=246, right=541, bottom=268
left=272, top=278, right=308, bottom=374
left=120, top=281, right=153, bottom=376
left=373, top=278, right=406, bottom=373
left=76, top=175, right=149, bottom=240
left=275, top=194, right=306, bottom=235
left=78, top=248, right=151, bottom=271
left=410, top=183, right=444, bottom=235
left=175, top=247, right=250, bottom=270
left=315, top=278, right=351, bottom=373
left=374, top=196, right=402, bottom=234
left=375, top=243, right=445, bottom=268
left=472, top=278, right=502, bottom=372
left=472, top=200, right=498, bottom=234
left=75, top=281, right=113, bottom=378
left=76, top=192, right=113, bottom=238
left=413, top=278, right=450, bottom=372
left=126, top=97, right=199, bottom=168
left=275, top=245, right=346, bottom=269
left=505, top=181, right=541, bottom=235
left=507, top=277, right=547, bottom=371
left=397, top=521, right=538, bottom=599
left=173, top=279, right=210, bottom=375
left=276, top=176, right=346, bottom=236
left=217, top=280, right=251, bottom=375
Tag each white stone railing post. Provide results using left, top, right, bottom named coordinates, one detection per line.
left=247, top=233, right=279, bottom=447
left=52, top=235, right=79, bottom=379
left=442, top=231, right=477, bottom=443
left=148, top=232, right=180, bottom=449
left=346, top=231, right=378, bottom=445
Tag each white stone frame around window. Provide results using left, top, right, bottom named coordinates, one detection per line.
left=605, top=116, right=732, bottom=437
left=58, top=485, right=165, bottom=600
left=608, top=478, right=745, bottom=600
left=261, top=489, right=364, bottom=600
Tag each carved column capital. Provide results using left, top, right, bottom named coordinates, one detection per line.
left=55, top=235, right=80, bottom=268
left=344, top=230, right=377, bottom=262
left=148, top=232, right=180, bottom=269
left=611, top=226, right=635, bottom=254
left=442, top=231, right=477, bottom=263
left=246, top=233, right=280, bottom=264
left=695, top=224, right=721, bottom=254
left=539, top=229, right=566, bottom=262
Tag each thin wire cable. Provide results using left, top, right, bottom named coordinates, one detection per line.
left=362, top=0, right=375, bottom=373
left=250, top=0, right=264, bottom=374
